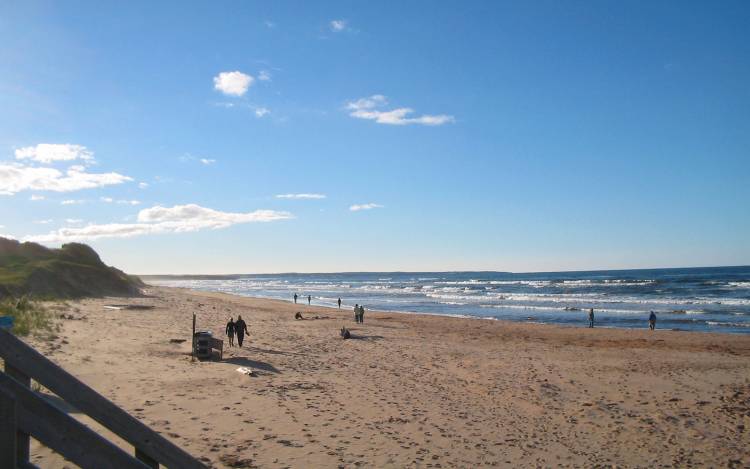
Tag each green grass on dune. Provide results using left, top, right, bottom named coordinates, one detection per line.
left=0, top=296, right=53, bottom=336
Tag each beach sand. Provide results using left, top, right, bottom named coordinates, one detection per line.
left=24, top=286, right=750, bottom=468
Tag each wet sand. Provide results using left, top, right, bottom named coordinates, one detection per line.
left=27, top=286, right=750, bottom=468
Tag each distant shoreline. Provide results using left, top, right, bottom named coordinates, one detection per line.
left=150, top=283, right=750, bottom=336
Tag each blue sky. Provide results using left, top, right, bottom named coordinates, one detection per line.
left=1, top=1, right=748, bottom=274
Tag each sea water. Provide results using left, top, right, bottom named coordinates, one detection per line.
left=149, top=266, right=750, bottom=334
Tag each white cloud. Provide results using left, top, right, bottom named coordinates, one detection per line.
left=349, top=203, right=383, bottom=211
left=0, top=163, right=132, bottom=195
left=117, top=199, right=141, bottom=206
left=61, top=199, right=84, bottom=205
left=34, top=219, right=53, bottom=224
left=100, top=197, right=114, bottom=203
left=275, top=193, right=326, bottom=200
left=345, top=95, right=454, bottom=126
left=199, top=158, right=216, bottom=165
left=29, top=194, right=45, bottom=201
left=25, top=204, right=293, bottom=243
left=138, top=182, right=149, bottom=189
left=258, top=70, right=271, bottom=81
left=255, top=107, right=270, bottom=118
left=15, top=144, right=94, bottom=164
left=0, top=233, right=15, bottom=240
left=213, top=71, right=254, bottom=97
left=330, top=19, right=347, bottom=32
left=65, top=219, right=83, bottom=224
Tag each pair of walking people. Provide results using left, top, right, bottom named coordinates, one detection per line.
left=225, top=316, right=249, bottom=347
left=353, top=304, right=365, bottom=323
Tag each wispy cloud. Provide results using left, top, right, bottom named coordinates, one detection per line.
left=275, top=193, right=326, bottom=200
left=138, top=182, right=149, bottom=189
left=15, top=144, right=94, bottom=164
left=101, top=196, right=140, bottom=205
left=61, top=199, right=84, bottom=205
left=29, top=194, right=45, bottom=201
left=34, top=219, right=53, bottom=224
left=26, top=204, right=294, bottom=243
left=199, top=158, right=216, bottom=165
left=330, top=19, right=348, bottom=32
left=65, top=219, right=83, bottom=224
left=346, top=95, right=454, bottom=126
left=258, top=70, right=272, bottom=81
left=264, top=20, right=276, bottom=29
left=255, top=107, right=270, bottom=118
left=213, top=71, right=254, bottom=97
left=0, top=163, right=132, bottom=195
left=349, top=203, right=383, bottom=211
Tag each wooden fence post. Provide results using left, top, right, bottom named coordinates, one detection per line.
left=0, top=387, right=17, bottom=469
left=4, top=363, right=30, bottom=464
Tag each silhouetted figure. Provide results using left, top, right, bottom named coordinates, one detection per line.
left=338, top=297, right=342, bottom=309
left=235, top=315, right=249, bottom=347
left=354, top=304, right=359, bottom=323
left=649, top=311, right=657, bottom=330
left=588, top=308, right=595, bottom=328
left=359, top=305, right=365, bottom=324
left=225, top=318, right=235, bottom=347
left=293, top=293, right=298, bottom=304
left=340, top=327, right=351, bottom=339
left=308, top=295, right=311, bottom=305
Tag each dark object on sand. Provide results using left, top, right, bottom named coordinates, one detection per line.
left=104, top=304, right=155, bottom=310
left=169, top=339, right=186, bottom=344
left=340, top=327, right=351, bottom=339
left=295, top=312, right=303, bottom=320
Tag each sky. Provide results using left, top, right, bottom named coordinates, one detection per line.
left=1, top=1, right=749, bottom=274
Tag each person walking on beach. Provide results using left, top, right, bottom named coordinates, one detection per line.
left=649, top=311, right=657, bottom=330
left=235, top=315, right=249, bottom=347
left=338, top=297, right=342, bottom=309
left=294, top=293, right=298, bottom=304
left=588, top=308, right=595, bottom=328
left=359, top=305, right=365, bottom=324
left=354, top=304, right=359, bottom=323
left=307, top=295, right=312, bottom=305
left=225, top=317, right=235, bottom=347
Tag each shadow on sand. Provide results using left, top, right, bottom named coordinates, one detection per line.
left=222, top=356, right=281, bottom=375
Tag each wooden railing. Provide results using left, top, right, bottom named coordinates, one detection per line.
left=0, top=328, right=206, bottom=469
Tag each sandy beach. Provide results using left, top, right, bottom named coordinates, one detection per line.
left=25, top=286, right=750, bottom=468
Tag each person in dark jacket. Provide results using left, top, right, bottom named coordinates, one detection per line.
left=649, top=311, right=657, bottom=330
left=588, top=308, right=595, bottom=328
left=225, top=318, right=235, bottom=346
left=235, top=315, right=249, bottom=347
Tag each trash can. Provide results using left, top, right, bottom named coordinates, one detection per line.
left=193, top=331, right=213, bottom=359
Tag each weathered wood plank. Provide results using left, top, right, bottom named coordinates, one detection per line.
left=0, top=372, right=149, bottom=469
left=0, top=387, right=17, bottom=469
left=136, top=447, right=159, bottom=468
left=5, top=362, right=30, bottom=464
left=0, top=328, right=205, bottom=469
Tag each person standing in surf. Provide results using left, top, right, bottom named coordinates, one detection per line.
left=308, top=295, right=312, bottom=305
left=235, top=315, right=249, bottom=347
left=338, top=297, right=342, bottom=309
left=588, top=308, right=595, bottom=328
left=649, top=311, right=657, bottom=330
left=293, top=293, right=298, bottom=304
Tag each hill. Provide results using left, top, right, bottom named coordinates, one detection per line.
left=0, top=237, right=144, bottom=298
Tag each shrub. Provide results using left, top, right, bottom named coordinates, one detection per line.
left=0, top=296, right=53, bottom=336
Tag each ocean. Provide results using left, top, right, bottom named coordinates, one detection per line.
left=148, top=266, right=750, bottom=334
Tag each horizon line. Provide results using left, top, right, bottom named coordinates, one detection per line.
left=136, top=264, right=750, bottom=278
